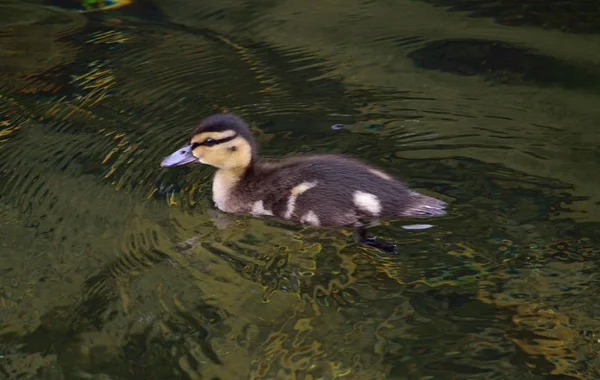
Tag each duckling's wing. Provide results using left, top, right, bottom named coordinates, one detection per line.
left=283, top=155, right=448, bottom=220
left=248, top=154, right=447, bottom=224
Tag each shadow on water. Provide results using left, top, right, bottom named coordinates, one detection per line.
left=1, top=0, right=600, bottom=379
left=418, top=0, right=600, bottom=34
left=409, top=38, right=600, bottom=92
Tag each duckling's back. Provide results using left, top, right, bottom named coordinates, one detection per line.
left=240, top=154, right=447, bottom=227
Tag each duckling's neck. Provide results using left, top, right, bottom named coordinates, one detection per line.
left=212, top=166, right=250, bottom=213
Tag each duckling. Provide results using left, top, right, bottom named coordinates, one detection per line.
left=160, top=114, right=447, bottom=254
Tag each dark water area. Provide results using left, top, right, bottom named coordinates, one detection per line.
left=1, top=0, right=599, bottom=379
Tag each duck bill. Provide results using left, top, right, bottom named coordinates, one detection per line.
left=160, top=144, right=198, bottom=167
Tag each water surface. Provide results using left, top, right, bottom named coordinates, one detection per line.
left=1, top=0, right=599, bottom=379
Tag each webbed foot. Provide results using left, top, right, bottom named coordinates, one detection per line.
left=360, top=236, right=398, bottom=254
left=353, top=224, right=398, bottom=254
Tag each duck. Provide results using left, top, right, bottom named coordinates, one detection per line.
left=160, top=113, right=447, bottom=254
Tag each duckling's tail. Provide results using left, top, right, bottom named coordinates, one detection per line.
left=400, top=192, right=448, bottom=218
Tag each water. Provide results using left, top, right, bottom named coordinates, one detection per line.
left=1, top=0, right=599, bottom=379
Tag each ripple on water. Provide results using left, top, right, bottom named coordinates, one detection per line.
left=1, top=2, right=600, bottom=379
left=0, top=13, right=387, bottom=378
left=0, top=1, right=87, bottom=94
left=0, top=13, right=383, bottom=227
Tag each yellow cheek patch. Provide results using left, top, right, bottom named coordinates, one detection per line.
left=191, top=146, right=204, bottom=158
left=189, top=134, right=253, bottom=170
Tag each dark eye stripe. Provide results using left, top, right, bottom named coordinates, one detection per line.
left=191, top=134, right=237, bottom=149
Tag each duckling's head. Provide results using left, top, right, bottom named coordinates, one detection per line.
left=161, top=114, right=257, bottom=170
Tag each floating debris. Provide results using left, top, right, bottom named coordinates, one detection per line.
left=330, top=123, right=352, bottom=130
left=401, top=224, right=433, bottom=230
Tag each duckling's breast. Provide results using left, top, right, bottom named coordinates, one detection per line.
left=212, top=170, right=249, bottom=213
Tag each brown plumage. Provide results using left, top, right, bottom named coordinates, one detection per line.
left=160, top=113, right=448, bottom=253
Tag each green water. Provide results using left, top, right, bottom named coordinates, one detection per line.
left=1, top=0, right=599, bottom=379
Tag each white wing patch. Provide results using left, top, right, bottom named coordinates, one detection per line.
left=251, top=200, right=274, bottom=216
left=284, top=181, right=318, bottom=219
left=300, top=210, right=320, bottom=226
left=353, top=191, right=382, bottom=216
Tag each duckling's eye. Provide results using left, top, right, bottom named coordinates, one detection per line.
left=203, top=138, right=217, bottom=147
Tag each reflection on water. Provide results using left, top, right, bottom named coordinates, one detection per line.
left=1, top=0, right=599, bottom=378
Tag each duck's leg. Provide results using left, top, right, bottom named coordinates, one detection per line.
left=353, top=223, right=398, bottom=254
